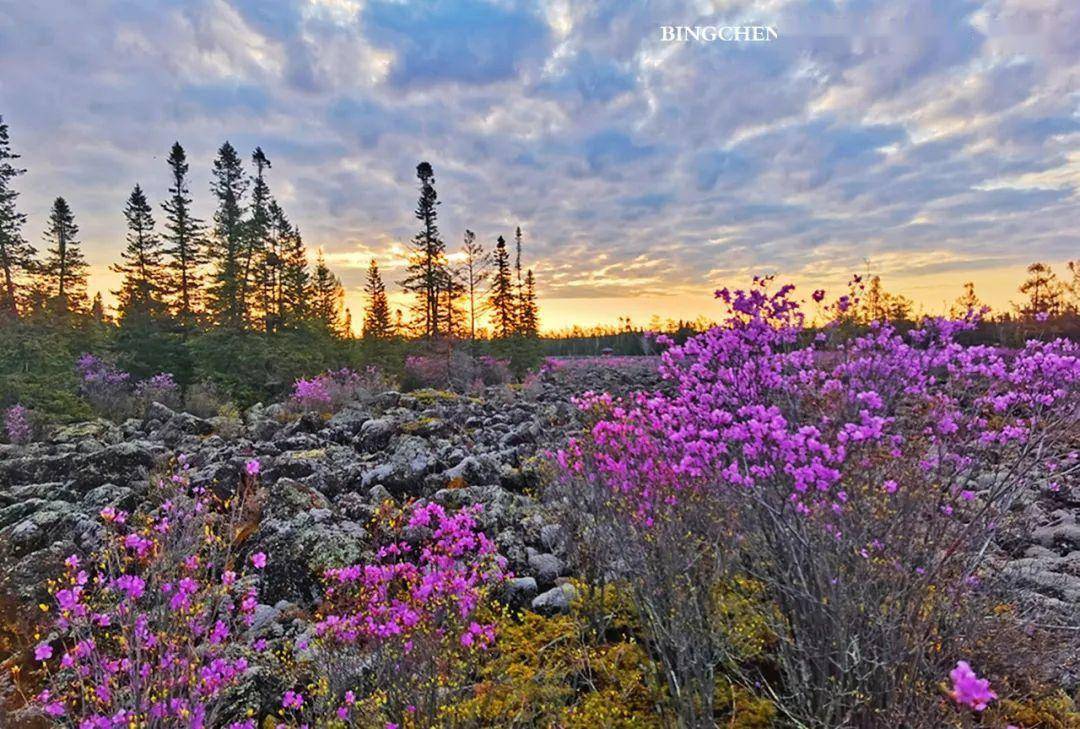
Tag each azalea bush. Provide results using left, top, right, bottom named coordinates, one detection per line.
left=27, top=456, right=266, bottom=727
left=4, top=403, right=32, bottom=444
left=553, top=279, right=1080, bottom=727
left=275, top=501, right=506, bottom=727
left=289, top=366, right=393, bottom=414
left=76, top=353, right=180, bottom=421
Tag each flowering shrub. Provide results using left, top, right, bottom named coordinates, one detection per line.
left=554, top=279, right=1080, bottom=725
left=76, top=353, right=180, bottom=420
left=4, top=403, right=32, bottom=444
left=289, top=366, right=393, bottom=414
left=275, top=501, right=506, bottom=727
left=950, top=661, right=996, bottom=712
left=76, top=353, right=134, bottom=420
left=28, top=455, right=264, bottom=727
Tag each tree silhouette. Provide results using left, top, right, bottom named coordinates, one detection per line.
left=40, top=197, right=88, bottom=312
left=0, top=116, right=33, bottom=318
left=488, top=235, right=516, bottom=338
left=112, top=184, right=167, bottom=322
left=208, top=141, right=248, bottom=328
left=399, top=162, right=446, bottom=338
left=1016, top=262, right=1063, bottom=318
left=311, top=250, right=344, bottom=334
left=161, top=142, right=205, bottom=324
left=460, top=229, right=490, bottom=341
left=362, top=258, right=393, bottom=339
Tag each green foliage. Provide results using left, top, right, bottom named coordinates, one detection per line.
left=492, top=334, right=544, bottom=376
left=0, top=316, right=97, bottom=420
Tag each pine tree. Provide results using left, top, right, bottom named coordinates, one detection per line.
left=161, top=142, right=205, bottom=323
left=310, top=250, right=344, bottom=334
left=1017, top=262, right=1063, bottom=318
left=362, top=258, right=393, bottom=339
left=488, top=235, right=515, bottom=338
left=208, top=141, right=248, bottom=328
left=278, top=217, right=310, bottom=327
left=261, top=197, right=290, bottom=332
left=399, top=161, right=447, bottom=338
left=0, top=117, right=33, bottom=318
left=39, top=197, right=88, bottom=312
left=439, top=264, right=466, bottom=338
left=461, top=229, right=490, bottom=341
left=246, top=147, right=272, bottom=329
left=518, top=268, right=539, bottom=336
left=112, top=184, right=167, bottom=321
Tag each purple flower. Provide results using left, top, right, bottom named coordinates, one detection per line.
left=34, top=642, right=53, bottom=661
left=245, top=459, right=260, bottom=477
left=250, top=552, right=267, bottom=569
left=282, top=690, right=304, bottom=710
left=949, top=660, right=996, bottom=711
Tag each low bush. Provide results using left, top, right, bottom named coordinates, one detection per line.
left=554, top=279, right=1080, bottom=727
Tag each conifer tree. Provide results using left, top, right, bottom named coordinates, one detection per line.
left=0, top=117, right=33, bottom=318
left=951, top=282, right=985, bottom=318
left=488, top=235, right=515, bottom=338
left=247, top=147, right=272, bottom=329
left=519, top=268, right=539, bottom=336
left=362, top=258, right=393, bottom=339
left=112, top=184, right=167, bottom=321
left=161, top=142, right=205, bottom=323
left=439, top=264, right=466, bottom=338
left=310, top=250, right=344, bottom=334
left=39, top=197, right=88, bottom=312
left=278, top=217, right=310, bottom=327
left=461, top=229, right=489, bottom=341
left=399, top=161, right=446, bottom=338
left=514, top=225, right=523, bottom=330
left=1017, top=262, right=1063, bottom=318
left=208, top=141, right=248, bottom=328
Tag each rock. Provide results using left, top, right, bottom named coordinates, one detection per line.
left=443, top=455, right=500, bottom=486
left=527, top=551, right=564, bottom=586
left=50, top=419, right=120, bottom=445
left=358, top=417, right=396, bottom=452
left=540, top=523, right=566, bottom=555
left=531, top=583, right=577, bottom=614
left=504, top=576, right=538, bottom=607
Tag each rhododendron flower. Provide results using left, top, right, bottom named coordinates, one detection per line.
left=949, top=661, right=996, bottom=711
left=251, top=552, right=267, bottom=569
left=245, top=459, right=260, bottom=477
left=282, top=690, right=304, bottom=709
left=34, top=642, right=52, bottom=661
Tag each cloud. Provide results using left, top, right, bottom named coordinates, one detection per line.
left=0, top=0, right=1076, bottom=326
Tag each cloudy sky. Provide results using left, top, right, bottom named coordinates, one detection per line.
left=1, top=0, right=1077, bottom=330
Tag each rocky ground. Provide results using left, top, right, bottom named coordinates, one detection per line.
left=0, top=362, right=665, bottom=681
left=2, top=357, right=1078, bottom=714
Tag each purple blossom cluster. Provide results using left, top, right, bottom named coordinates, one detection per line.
left=31, top=456, right=264, bottom=727
left=76, top=353, right=179, bottom=419
left=555, top=279, right=1080, bottom=722
left=4, top=403, right=32, bottom=444
left=289, top=366, right=391, bottom=413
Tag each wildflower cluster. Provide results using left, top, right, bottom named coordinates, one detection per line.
left=4, top=402, right=32, bottom=444
left=554, top=279, right=1080, bottom=725
left=30, top=455, right=264, bottom=727
left=289, top=366, right=391, bottom=414
left=278, top=501, right=506, bottom=727
left=76, top=353, right=178, bottom=420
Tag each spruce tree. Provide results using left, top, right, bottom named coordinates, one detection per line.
left=0, top=116, right=33, bottom=318
left=488, top=235, right=515, bottom=338
left=208, top=141, right=248, bottom=328
left=40, top=197, right=88, bottom=312
left=514, top=225, right=523, bottom=331
left=461, top=229, right=489, bottom=341
left=161, top=142, right=205, bottom=323
left=1017, top=262, right=1063, bottom=318
left=112, top=184, right=167, bottom=321
left=246, top=147, right=272, bottom=329
left=278, top=217, right=310, bottom=327
left=310, top=250, right=344, bottom=334
left=519, top=268, right=539, bottom=336
left=399, top=161, right=446, bottom=338
left=362, top=258, right=393, bottom=339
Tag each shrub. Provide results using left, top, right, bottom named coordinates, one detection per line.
left=4, top=403, right=32, bottom=444
left=133, top=372, right=181, bottom=411
left=274, top=501, right=506, bottom=727
left=27, top=456, right=265, bottom=727
left=288, top=366, right=392, bottom=414
left=555, top=279, right=1080, bottom=726
left=76, top=353, right=135, bottom=420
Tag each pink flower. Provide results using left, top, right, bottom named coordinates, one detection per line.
left=282, top=690, right=304, bottom=710
left=949, top=660, right=996, bottom=711
left=250, top=552, right=267, bottom=569
left=34, top=642, right=53, bottom=661
left=245, top=459, right=261, bottom=477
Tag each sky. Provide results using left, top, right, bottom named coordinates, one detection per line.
left=0, top=0, right=1077, bottom=332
